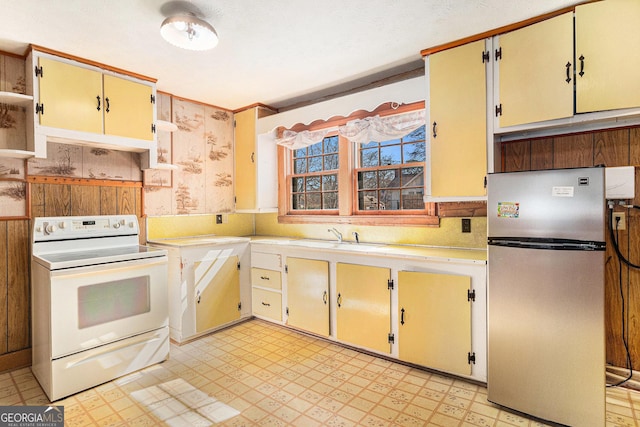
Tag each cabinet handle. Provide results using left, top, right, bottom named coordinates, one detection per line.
left=197, top=295, right=201, bottom=304
left=260, top=276, right=270, bottom=280
left=432, top=121, right=437, bottom=138
left=105, top=97, right=110, bottom=113
left=96, top=96, right=101, bottom=111
left=251, top=152, right=255, bottom=163
left=400, top=308, right=405, bottom=325
left=261, top=301, right=271, bottom=307
left=578, top=55, right=585, bottom=77
left=565, top=62, right=572, bottom=83
left=337, top=293, right=342, bottom=307
left=322, top=290, right=327, bottom=305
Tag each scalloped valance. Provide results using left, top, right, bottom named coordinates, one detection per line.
left=257, top=76, right=425, bottom=134
left=274, top=109, right=425, bottom=149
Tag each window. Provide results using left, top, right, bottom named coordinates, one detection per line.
left=278, top=102, right=437, bottom=225
left=291, top=135, right=339, bottom=211
left=356, top=125, right=426, bottom=211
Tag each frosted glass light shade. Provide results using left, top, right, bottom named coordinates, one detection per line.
left=160, top=15, right=218, bottom=51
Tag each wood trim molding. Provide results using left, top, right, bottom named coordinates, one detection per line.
left=0, top=349, right=31, bottom=373
left=420, top=1, right=597, bottom=57
left=278, top=214, right=440, bottom=227
left=27, top=176, right=142, bottom=188
left=29, top=44, right=157, bottom=83
left=233, top=103, right=279, bottom=115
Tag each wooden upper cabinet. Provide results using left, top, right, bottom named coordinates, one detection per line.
left=575, top=0, right=640, bottom=113
left=428, top=39, right=487, bottom=199
left=35, top=54, right=155, bottom=141
left=234, top=108, right=258, bottom=211
left=496, top=12, right=574, bottom=127
left=234, top=106, right=277, bottom=212
left=38, top=57, right=103, bottom=134
left=103, top=75, right=154, bottom=141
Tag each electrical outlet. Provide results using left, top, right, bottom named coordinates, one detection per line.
left=612, top=212, right=626, bottom=230
left=216, top=214, right=223, bottom=224
left=462, top=218, right=471, bottom=233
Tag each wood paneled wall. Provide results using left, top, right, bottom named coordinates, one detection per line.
left=501, top=127, right=640, bottom=369
left=0, top=177, right=143, bottom=372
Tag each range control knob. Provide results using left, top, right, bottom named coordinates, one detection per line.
left=113, top=222, right=121, bottom=229
left=45, top=224, right=57, bottom=234
left=58, top=222, right=66, bottom=229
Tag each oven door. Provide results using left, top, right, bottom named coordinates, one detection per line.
left=48, top=257, right=168, bottom=359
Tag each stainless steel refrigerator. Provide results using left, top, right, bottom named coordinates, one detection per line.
left=487, top=167, right=605, bottom=427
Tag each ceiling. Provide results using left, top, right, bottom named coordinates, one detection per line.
left=0, top=0, right=584, bottom=112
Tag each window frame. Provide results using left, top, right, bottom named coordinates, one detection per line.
left=277, top=101, right=439, bottom=226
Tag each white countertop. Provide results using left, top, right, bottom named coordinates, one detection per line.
left=251, top=236, right=487, bottom=264
left=147, top=235, right=250, bottom=248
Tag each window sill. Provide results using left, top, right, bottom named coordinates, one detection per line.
left=278, top=214, right=440, bottom=227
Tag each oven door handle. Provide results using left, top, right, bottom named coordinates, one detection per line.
left=64, top=334, right=163, bottom=367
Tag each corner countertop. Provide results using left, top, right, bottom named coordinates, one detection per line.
left=147, top=235, right=251, bottom=248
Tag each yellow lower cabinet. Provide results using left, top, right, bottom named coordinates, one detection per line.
left=286, top=257, right=329, bottom=337
left=336, top=263, right=391, bottom=354
left=252, top=288, right=282, bottom=321
left=195, top=255, right=240, bottom=333
left=398, top=271, right=472, bottom=376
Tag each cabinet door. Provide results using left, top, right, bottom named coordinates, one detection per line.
left=398, top=271, right=472, bottom=375
left=497, top=12, right=574, bottom=127
left=576, top=0, right=640, bottom=113
left=428, top=40, right=486, bottom=198
left=336, top=263, right=391, bottom=353
left=234, top=108, right=257, bottom=210
left=195, top=255, right=240, bottom=332
left=286, top=257, right=329, bottom=337
left=38, top=57, right=102, bottom=133
left=103, top=75, right=154, bottom=141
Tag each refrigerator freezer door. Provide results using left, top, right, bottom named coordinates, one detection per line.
left=487, top=167, right=605, bottom=242
left=487, top=244, right=604, bottom=426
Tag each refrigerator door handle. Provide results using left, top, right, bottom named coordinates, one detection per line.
left=488, top=237, right=605, bottom=251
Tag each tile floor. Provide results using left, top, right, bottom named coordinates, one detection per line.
left=1, top=318, right=639, bottom=426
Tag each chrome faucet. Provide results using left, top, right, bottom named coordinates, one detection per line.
left=328, top=228, right=342, bottom=243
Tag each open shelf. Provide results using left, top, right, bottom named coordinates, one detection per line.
left=0, top=91, right=33, bottom=106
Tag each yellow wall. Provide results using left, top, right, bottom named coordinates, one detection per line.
left=146, top=214, right=255, bottom=240
left=254, top=213, right=487, bottom=249
left=147, top=213, right=487, bottom=249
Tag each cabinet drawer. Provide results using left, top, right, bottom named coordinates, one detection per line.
left=251, top=268, right=281, bottom=290
left=252, top=288, right=282, bottom=321
left=252, top=251, right=282, bottom=270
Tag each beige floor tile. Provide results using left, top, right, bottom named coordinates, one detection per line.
left=0, top=319, right=638, bottom=426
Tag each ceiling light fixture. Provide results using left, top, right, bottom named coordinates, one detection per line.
left=160, top=13, right=218, bottom=51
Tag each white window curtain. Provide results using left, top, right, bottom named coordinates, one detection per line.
left=275, top=129, right=331, bottom=150
left=338, top=110, right=425, bottom=144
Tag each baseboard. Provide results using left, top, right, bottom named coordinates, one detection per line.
left=0, top=349, right=31, bottom=374
left=606, top=365, right=640, bottom=391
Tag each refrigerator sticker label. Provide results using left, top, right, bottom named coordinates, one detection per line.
left=497, top=202, right=519, bottom=218
left=552, top=186, right=574, bottom=197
